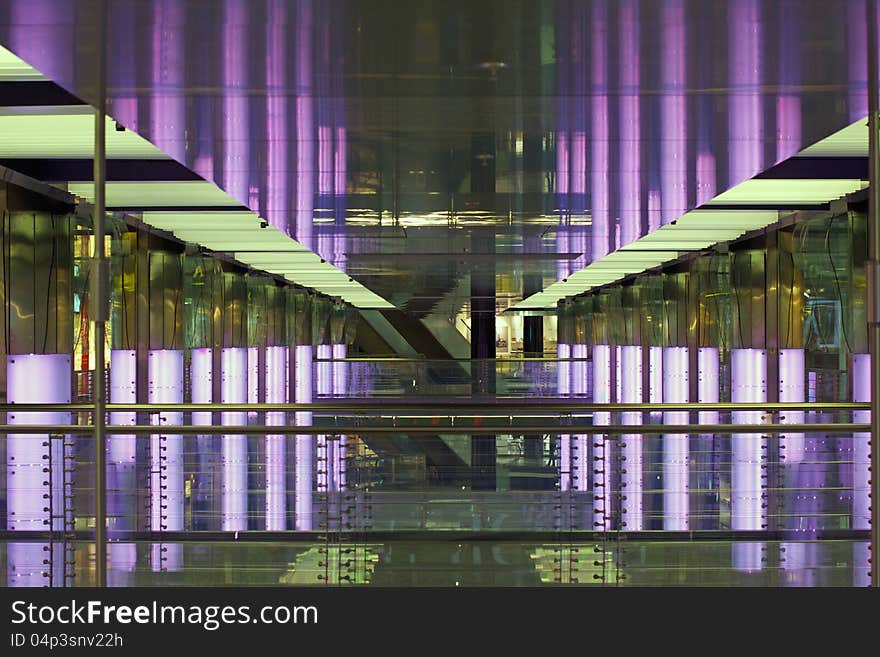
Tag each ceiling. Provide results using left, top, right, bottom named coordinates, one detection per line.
left=0, top=0, right=876, bottom=320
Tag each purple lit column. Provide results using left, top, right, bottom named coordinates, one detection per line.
left=148, top=349, right=184, bottom=572
left=697, top=347, right=720, bottom=529
left=150, top=0, right=186, bottom=163
left=190, top=347, right=213, bottom=530
left=223, top=0, right=250, bottom=203
left=332, top=343, right=347, bottom=491
left=295, top=345, right=314, bottom=529
left=619, top=345, right=643, bottom=529
left=590, top=0, right=610, bottom=261
left=662, top=347, right=689, bottom=530
left=316, top=344, right=332, bottom=493
left=295, top=0, right=316, bottom=248
left=776, top=1, right=802, bottom=163
left=265, top=0, right=289, bottom=230
left=851, top=352, right=870, bottom=588
left=108, top=349, right=136, bottom=586
left=779, top=349, right=805, bottom=464
left=592, top=344, right=611, bottom=530
left=557, top=343, right=572, bottom=491
left=221, top=347, right=248, bottom=531
left=571, top=343, right=589, bottom=494
left=265, top=345, right=289, bottom=530
left=852, top=353, right=870, bottom=531
left=728, top=0, right=763, bottom=185
left=6, top=354, right=71, bottom=587
left=618, top=0, right=641, bottom=247
left=109, top=350, right=136, bottom=526
left=731, top=348, right=767, bottom=572
left=649, top=346, right=663, bottom=425
left=847, top=0, right=869, bottom=123
left=660, top=0, right=686, bottom=225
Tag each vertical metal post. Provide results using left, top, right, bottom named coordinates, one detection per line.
left=93, top=0, right=108, bottom=588
left=868, top=0, right=880, bottom=588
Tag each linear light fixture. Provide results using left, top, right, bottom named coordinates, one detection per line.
left=0, top=46, right=393, bottom=310
left=511, top=117, right=871, bottom=312
left=0, top=106, right=167, bottom=158
left=0, top=45, right=46, bottom=80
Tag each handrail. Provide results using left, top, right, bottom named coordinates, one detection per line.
left=0, top=422, right=868, bottom=435
left=0, top=401, right=869, bottom=412
left=0, top=529, right=870, bottom=543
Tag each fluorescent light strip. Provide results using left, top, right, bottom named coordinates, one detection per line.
left=0, top=45, right=47, bottom=80
left=139, top=211, right=392, bottom=308
left=0, top=108, right=168, bottom=159
left=67, top=181, right=242, bottom=207
left=0, top=45, right=391, bottom=309
left=707, top=179, right=867, bottom=205
left=512, top=117, right=870, bottom=311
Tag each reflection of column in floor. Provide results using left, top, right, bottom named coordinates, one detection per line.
left=109, top=349, right=137, bottom=585
left=619, top=345, right=643, bottom=530
left=557, top=343, right=571, bottom=492
left=779, top=348, right=810, bottom=584
left=592, top=345, right=611, bottom=531
left=332, top=343, right=347, bottom=493
left=571, top=344, right=588, bottom=499
left=781, top=432, right=828, bottom=587
left=662, top=347, right=689, bottom=530
left=295, top=345, right=314, bottom=530
left=696, top=347, right=720, bottom=530
left=852, top=353, right=871, bottom=586
left=646, top=346, right=663, bottom=529
left=316, top=344, right=332, bottom=496
left=852, top=354, right=870, bottom=530
left=6, top=354, right=71, bottom=587
left=731, top=348, right=767, bottom=572
left=191, top=348, right=213, bottom=530
left=265, top=346, right=288, bottom=530
left=221, top=347, right=248, bottom=531
left=779, top=349, right=805, bottom=464
left=149, top=349, right=184, bottom=572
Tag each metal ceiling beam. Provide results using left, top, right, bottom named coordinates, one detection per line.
left=0, top=80, right=82, bottom=106
left=0, top=157, right=201, bottom=182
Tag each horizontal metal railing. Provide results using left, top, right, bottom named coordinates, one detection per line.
left=1, top=529, right=870, bottom=543
left=0, top=423, right=868, bottom=435
left=0, top=400, right=868, bottom=434
left=0, top=401, right=869, bottom=412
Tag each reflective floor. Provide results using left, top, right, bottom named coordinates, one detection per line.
left=2, top=540, right=865, bottom=587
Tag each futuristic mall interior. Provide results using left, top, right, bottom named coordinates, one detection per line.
left=0, top=0, right=879, bottom=587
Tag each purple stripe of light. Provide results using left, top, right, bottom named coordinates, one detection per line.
left=221, top=347, right=248, bottom=531
left=662, top=346, right=689, bottom=530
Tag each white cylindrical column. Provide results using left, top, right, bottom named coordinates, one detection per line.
left=852, top=353, right=871, bottom=531
left=592, top=345, right=611, bottom=530
left=109, top=349, right=137, bottom=535
left=221, top=347, right=248, bottom=531
left=731, top=347, right=767, bottom=572
left=148, top=349, right=184, bottom=573
left=332, top=343, right=347, bottom=491
left=571, top=344, right=588, bottom=493
left=316, top=344, right=332, bottom=493
left=557, top=343, right=572, bottom=491
left=295, top=345, right=314, bottom=530
left=662, top=346, right=689, bottom=530
left=779, top=348, right=805, bottom=464
left=619, top=345, right=643, bottom=530
left=265, top=345, right=289, bottom=530
left=6, top=354, right=71, bottom=587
